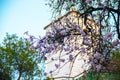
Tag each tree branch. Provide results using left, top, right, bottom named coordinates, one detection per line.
left=81, top=6, right=120, bottom=16
left=81, top=6, right=120, bottom=39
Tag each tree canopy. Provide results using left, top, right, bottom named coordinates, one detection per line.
left=0, top=33, right=41, bottom=80
left=47, top=0, right=120, bottom=39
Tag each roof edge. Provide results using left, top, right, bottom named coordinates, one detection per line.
left=44, top=11, right=80, bottom=30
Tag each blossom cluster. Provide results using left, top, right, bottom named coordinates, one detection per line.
left=92, top=32, right=120, bottom=72
left=24, top=21, right=120, bottom=77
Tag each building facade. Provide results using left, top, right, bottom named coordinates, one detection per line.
left=44, top=9, right=100, bottom=80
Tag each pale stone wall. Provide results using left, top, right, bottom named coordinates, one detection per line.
left=44, top=11, right=100, bottom=79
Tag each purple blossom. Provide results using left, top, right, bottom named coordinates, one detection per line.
left=81, top=30, right=86, bottom=36
left=102, top=36, right=107, bottom=41
left=96, top=64, right=102, bottom=72
left=94, top=52, right=101, bottom=59
left=103, top=32, right=112, bottom=41
left=76, top=25, right=81, bottom=31
left=83, top=39, right=91, bottom=46
left=53, top=24, right=61, bottom=31
left=85, top=0, right=91, bottom=3
left=49, top=71, right=53, bottom=74
left=43, top=56, right=47, bottom=60
left=41, top=49, right=48, bottom=54
left=46, top=32, right=52, bottom=37
left=43, top=72, right=47, bottom=76
left=55, top=64, right=60, bottom=68
left=112, top=39, right=120, bottom=46
left=30, top=35, right=34, bottom=40
left=93, top=58, right=98, bottom=63
left=114, top=46, right=120, bottom=50
left=69, top=54, right=74, bottom=61
left=66, top=6, right=70, bottom=11
left=74, top=44, right=79, bottom=50
left=64, top=45, right=71, bottom=51
left=51, top=58, right=54, bottom=61
left=80, top=48, right=87, bottom=53
left=106, top=32, right=112, bottom=38
left=68, top=34, right=74, bottom=41
left=49, top=44, right=55, bottom=51
left=60, top=29, right=69, bottom=36
left=98, top=2, right=104, bottom=7
left=60, top=58, right=65, bottom=63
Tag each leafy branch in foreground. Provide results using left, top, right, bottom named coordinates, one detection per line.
left=0, top=33, right=41, bottom=80
left=24, top=20, right=120, bottom=79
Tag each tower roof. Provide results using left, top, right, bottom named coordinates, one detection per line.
left=44, top=10, right=102, bottom=30
left=44, top=10, right=80, bottom=29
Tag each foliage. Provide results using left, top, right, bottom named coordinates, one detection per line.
left=24, top=20, right=120, bottom=79
left=24, top=0, right=120, bottom=79
left=78, top=71, right=120, bottom=80
left=77, top=59, right=120, bottom=80
left=46, top=0, right=120, bottom=39
left=109, top=50, right=120, bottom=71
left=0, top=33, right=41, bottom=80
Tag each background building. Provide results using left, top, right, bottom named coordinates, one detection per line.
left=44, top=8, right=100, bottom=79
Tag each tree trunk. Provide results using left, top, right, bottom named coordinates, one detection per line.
left=17, top=71, right=22, bottom=80
left=117, top=1, right=120, bottom=39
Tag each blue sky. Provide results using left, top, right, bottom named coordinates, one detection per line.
left=0, top=0, right=52, bottom=42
